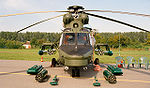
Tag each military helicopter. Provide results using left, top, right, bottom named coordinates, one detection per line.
left=1, top=5, right=149, bottom=77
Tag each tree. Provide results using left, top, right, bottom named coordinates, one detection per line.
left=0, top=38, right=6, bottom=48
left=31, top=38, right=38, bottom=48
left=94, top=33, right=106, bottom=44
left=147, top=33, right=150, bottom=45
left=5, top=40, right=23, bottom=49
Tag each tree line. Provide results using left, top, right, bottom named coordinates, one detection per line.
left=0, top=31, right=149, bottom=49
left=95, top=32, right=150, bottom=49
left=0, top=32, right=61, bottom=49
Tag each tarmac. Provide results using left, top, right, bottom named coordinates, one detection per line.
left=0, top=60, right=150, bottom=88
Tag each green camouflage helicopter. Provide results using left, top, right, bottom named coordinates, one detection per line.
left=1, top=5, right=149, bottom=77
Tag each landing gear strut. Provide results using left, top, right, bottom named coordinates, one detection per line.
left=72, top=68, right=80, bottom=77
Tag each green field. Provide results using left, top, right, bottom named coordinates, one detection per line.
left=95, top=48, right=150, bottom=63
left=0, top=49, right=59, bottom=62
left=0, top=49, right=149, bottom=63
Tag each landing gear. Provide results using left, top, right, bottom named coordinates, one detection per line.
left=72, top=69, right=75, bottom=77
left=72, top=68, right=80, bottom=77
left=51, top=58, right=57, bottom=67
left=76, top=69, right=80, bottom=77
left=94, top=58, right=99, bottom=65
left=132, top=63, right=134, bottom=68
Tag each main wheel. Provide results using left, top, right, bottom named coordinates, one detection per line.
left=132, top=63, right=134, bottom=68
left=51, top=58, right=57, bottom=67
left=139, top=63, right=142, bottom=68
left=72, top=68, right=80, bottom=77
left=94, top=58, right=99, bottom=65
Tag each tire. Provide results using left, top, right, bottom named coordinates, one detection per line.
left=76, top=69, right=80, bottom=77
left=132, top=63, right=134, bottom=68
left=51, top=58, right=57, bottom=67
left=94, top=58, right=99, bottom=65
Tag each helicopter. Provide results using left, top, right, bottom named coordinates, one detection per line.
left=1, top=5, right=149, bottom=77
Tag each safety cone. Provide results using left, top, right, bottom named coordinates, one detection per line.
left=41, top=56, right=43, bottom=62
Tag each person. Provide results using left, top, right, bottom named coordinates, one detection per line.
left=64, top=34, right=75, bottom=45
left=64, top=35, right=69, bottom=44
left=93, top=58, right=102, bottom=71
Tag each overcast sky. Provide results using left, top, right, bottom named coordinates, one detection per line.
left=0, top=0, right=150, bottom=33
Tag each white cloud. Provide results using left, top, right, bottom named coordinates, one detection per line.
left=2, top=0, right=35, bottom=11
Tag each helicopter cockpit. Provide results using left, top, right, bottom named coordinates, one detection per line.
left=62, top=33, right=90, bottom=46
left=58, top=27, right=92, bottom=46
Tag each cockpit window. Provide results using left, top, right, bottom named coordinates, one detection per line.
left=63, top=33, right=75, bottom=45
left=77, top=33, right=89, bottom=45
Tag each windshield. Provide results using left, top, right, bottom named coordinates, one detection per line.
left=63, top=33, right=75, bottom=45
left=77, top=33, right=89, bottom=45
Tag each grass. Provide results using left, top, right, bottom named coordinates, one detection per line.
left=0, top=48, right=149, bottom=64
left=0, top=49, right=59, bottom=61
left=94, top=48, right=150, bottom=64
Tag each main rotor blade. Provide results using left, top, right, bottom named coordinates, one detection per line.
left=85, top=12, right=150, bottom=32
left=0, top=11, right=68, bottom=17
left=17, top=14, right=64, bottom=33
left=85, top=10, right=150, bottom=18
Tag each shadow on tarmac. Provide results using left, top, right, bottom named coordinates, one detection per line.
left=64, top=65, right=99, bottom=78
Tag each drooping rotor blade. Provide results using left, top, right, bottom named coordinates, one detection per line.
left=17, top=14, right=64, bottom=33
left=85, top=10, right=150, bottom=18
left=85, top=12, right=150, bottom=33
left=0, top=11, right=68, bottom=17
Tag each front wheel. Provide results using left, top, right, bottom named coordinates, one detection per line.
left=76, top=69, right=80, bottom=77
left=72, top=68, right=80, bottom=77
left=72, top=69, right=75, bottom=77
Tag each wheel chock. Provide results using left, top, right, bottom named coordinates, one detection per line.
left=107, top=65, right=123, bottom=75
left=27, top=65, right=43, bottom=75
left=50, top=75, right=58, bottom=85
left=93, top=76, right=101, bottom=86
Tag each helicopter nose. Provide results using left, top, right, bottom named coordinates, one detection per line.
left=59, top=45, right=93, bottom=59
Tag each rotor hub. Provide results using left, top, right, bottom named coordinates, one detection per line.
left=68, top=5, right=84, bottom=13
